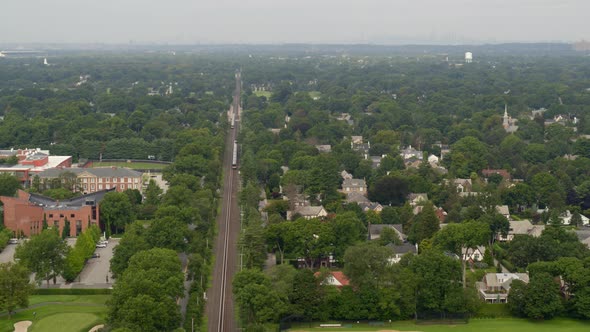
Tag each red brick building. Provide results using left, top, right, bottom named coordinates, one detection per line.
left=37, top=167, right=143, bottom=194
left=0, top=148, right=72, bottom=187
left=0, top=188, right=114, bottom=237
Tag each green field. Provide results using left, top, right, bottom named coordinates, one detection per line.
left=290, top=318, right=590, bottom=332
left=89, top=161, right=169, bottom=170
left=254, top=90, right=272, bottom=98
left=0, top=295, right=108, bottom=332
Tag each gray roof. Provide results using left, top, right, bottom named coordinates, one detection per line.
left=386, top=242, right=417, bottom=254
left=295, top=206, right=326, bottom=216
left=342, top=178, right=366, bottom=189
left=38, top=167, right=142, bottom=178
left=28, top=188, right=116, bottom=210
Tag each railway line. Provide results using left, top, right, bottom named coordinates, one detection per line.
left=206, top=70, right=241, bottom=332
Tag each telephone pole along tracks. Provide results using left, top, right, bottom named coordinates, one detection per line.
left=207, top=70, right=241, bottom=332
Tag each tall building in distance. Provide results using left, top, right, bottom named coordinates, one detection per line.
left=465, top=52, right=473, bottom=63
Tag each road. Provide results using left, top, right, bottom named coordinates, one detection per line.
left=206, top=70, right=241, bottom=332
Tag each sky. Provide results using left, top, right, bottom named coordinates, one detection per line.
left=1, top=0, right=589, bottom=45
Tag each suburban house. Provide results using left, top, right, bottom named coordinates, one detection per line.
left=497, top=220, right=545, bottom=242
left=340, top=170, right=353, bottom=180
left=408, top=193, right=428, bottom=206
left=477, top=273, right=529, bottom=303
left=482, top=168, right=511, bottom=181
left=287, top=205, right=328, bottom=220
left=399, top=146, right=423, bottom=161
left=453, top=178, right=473, bottom=193
left=496, top=205, right=511, bottom=220
left=345, top=193, right=383, bottom=213
left=0, top=188, right=114, bottom=237
left=341, top=178, right=367, bottom=195
left=0, top=148, right=72, bottom=187
left=462, top=246, right=486, bottom=263
left=368, top=224, right=407, bottom=242
left=351, top=136, right=370, bottom=154
left=386, top=242, right=418, bottom=264
left=559, top=210, right=590, bottom=226
left=315, top=271, right=350, bottom=288
left=315, top=145, right=332, bottom=153
left=37, top=167, right=143, bottom=194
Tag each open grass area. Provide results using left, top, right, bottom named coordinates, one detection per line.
left=290, top=318, right=590, bottom=332
left=0, top=295, right=108, bottom=332
left=30, top=313, right=101, bottom=332
left=254, top=90, right=272, bottom=98
left=89, top=161, right=168, bottom=170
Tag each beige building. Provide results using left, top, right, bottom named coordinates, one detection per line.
left=37, top=167, right=143, bottom=194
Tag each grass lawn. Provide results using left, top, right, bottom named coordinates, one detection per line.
left=290, top=318, right=590, bottom=332
left=90, top=161, right=168, bottom=170
left=254, top=90, right=272, bottom=98
left=0, top=295, right=108, bottom=332
left=30, top=313, right=102, bottom=332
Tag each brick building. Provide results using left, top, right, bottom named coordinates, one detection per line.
left=0, top=188, right=114, bottom=237
left=37, top=167, right=143, bottom=194
left=0, top=148, right=72, bottom=186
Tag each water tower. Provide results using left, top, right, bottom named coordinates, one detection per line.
left=465, top=52, right=473, bottom=63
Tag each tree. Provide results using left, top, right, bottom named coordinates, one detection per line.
left=408, top=202, right=440, bottom=244
left=110, top=222, right=150, bottom=277
left=379, top=227, right=401, bottom=246
left=368, top=175, right=410, bottom=206
left=143, top=179, right=163, bottom=206
left=0, top=263, right=33, bottom=317
left=62, top=217, right=70, bottom=239
left=108, top=248, right=184, bottom=332
left=0, top=173, right=21, bottom=196
left=343, top=243, right=393, bottom=289
left=290, top=269, right=323, bottom=321
left=100, top=191, right=135, bottom=236
left=523, top=272, right=563, bottom=319
left=15, top=228, right=68, bottom=286
left=145, top=217, right=188, bottom=252
left=233, top=269, right=284, bottom=325
left=433, top=220, right=490, bottom=288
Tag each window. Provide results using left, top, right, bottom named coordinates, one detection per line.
left=98, top=178, right=103, bottom=183
left=70, top=214, right=75, bottom=218
left=99, top=184, right=103, bottom=190
left=83, top=178, right=88, bottom=183
left=120, top=184, right=124, bottom=189
left=91, top=184, right=95, bottom=189
left=134, top=184, right=138, bottom=189
left=90, top=178, right=95, bottom=183
left=59, top=214, right=64, bottom=218
left=53, top=221, right=58, bottom=227
left=49, top=214, right=53, bottom=218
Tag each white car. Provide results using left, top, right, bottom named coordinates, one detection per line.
left=8, top=238, right=19, bottom=244
left=96, top=243, right=107, bottom=248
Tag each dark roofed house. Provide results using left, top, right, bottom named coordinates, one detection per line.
left=386, top=242, right=418, bottom=264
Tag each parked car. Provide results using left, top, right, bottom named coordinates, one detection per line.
left=96, top=243, right=107, bottom=248
left=8, top=238, right=19, bottom=244
left=91, top=253, right=101, bottom=258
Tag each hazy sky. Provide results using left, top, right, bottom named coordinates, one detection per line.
left=1, top=0, right=588, bottom=44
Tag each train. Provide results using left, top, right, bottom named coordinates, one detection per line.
left=230, top=113, right=235, bottom=129
left=232, top=140, right=238, bottom=169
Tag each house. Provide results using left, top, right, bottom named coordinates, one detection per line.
left=0, top=188, right=114, bottom=237
left=496, top=205, right=510, bottom=220
left=435, top=207, right=447, bottom=223
left=315, top=271, right=350, bottom=288
left=369, top=155, right=384, bottom=169
left=530, top=108, right=547, bottom=120
left=462, top=246, right=486, bottom=263
left=386, top=242, right=418, bottom=264
left=453, top=178, right=473, bottom=193
left=288, top=205, right=328, bottom=220
left=497, top=220, right=545, bottom=242
left=37, top=167, right=143, bottom=194
left=340, top=170, right=353, bottom=180
left=428, top=154, right=440, bottom=165
left=351, top=136, right=370, bottom=154
left=341, top=178, right=367, bottom=195
left=559, top=210, right=590, bottom=226
left=482, top=168, right=511, bottom=181
left=368, top=224, right=407, bottom=242
left=315, top=145, right=332, bottom=153
left=476, top=273, right=529, bottom=303
left=359, top=201, right=383, bottom=213
left=408, top=193, right=428, bottom=206
left=400, top=146, right=423, bottom=161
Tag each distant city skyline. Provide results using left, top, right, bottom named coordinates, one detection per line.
left=0, top=0, right=588, bottom=45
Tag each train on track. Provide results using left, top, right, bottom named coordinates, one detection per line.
left=232, top=140, right=238, bottom=169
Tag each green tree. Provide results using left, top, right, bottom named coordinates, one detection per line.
left=233, top=269, right=284, bottom=325
left=100, top=191, right=135, bottom=236
left=523, top=272, right=563, bottom=319
left=433, top=220, right=490, bottom=288
left=408, top=202, right=440, bottom=244
left=0, top=173, right=21, bottom=196
left=0, top=262, right=33, bottom=317
left=343, top=243, right=393, bottom=289
left=368, top=175, right=410, bottom=206
left=15, top=228, right=68, bottom=286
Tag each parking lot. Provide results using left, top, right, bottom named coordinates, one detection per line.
left=65, top=238, right=119, bottom=288
left=0, top=242, right=17, bottom=263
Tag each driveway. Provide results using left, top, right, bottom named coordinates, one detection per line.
left=58, top=238, right=119, bottom=288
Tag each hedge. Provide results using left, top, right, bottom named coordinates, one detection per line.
left=32, top=288, right=112, bottom=295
